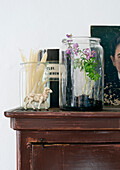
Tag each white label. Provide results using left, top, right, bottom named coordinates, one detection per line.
left=47, top=63, right=59, bottom=79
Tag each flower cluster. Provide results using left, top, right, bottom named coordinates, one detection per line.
left=65, top=34, right=96, bottom=60
left=66, top=34, right=72, bottom=38
left=65, top=34, right=100, bottom=82
left=83, top=48, right=96, bottom=60
left=65, top=43, right=80, bottom=59
left=66, top=49, right=72, bottom=56
left=73, top=43, right=79, bottom=55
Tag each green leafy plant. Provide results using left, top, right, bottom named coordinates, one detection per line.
left=65, top=34, right=101, bottom=95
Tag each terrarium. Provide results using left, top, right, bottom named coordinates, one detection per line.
left=59, top=35, right=104, bottom=111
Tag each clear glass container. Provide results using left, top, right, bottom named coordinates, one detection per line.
left=59, top=36, right=104, bottom=111
left=19, top=62, right=50, bottom=109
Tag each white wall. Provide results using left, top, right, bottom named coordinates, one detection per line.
left=0, top=0, right=120, bottom=169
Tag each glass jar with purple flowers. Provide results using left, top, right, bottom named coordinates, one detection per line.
left=59, top=35, right=104, bottom=111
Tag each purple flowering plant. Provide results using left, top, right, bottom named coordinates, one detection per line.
left=66, top=34, right=72, bottom=38
left=65, top=34, right=100, bottom=82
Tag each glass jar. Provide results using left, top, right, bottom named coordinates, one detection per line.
left=19, top=62, right=50, bottom=110
left=59, top=36, right=104, bottom=111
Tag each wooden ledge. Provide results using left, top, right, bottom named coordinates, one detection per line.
left=4, top=106, right=120, bottom=119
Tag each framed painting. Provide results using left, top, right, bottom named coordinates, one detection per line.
left=91, top=26, right=120, bottom=106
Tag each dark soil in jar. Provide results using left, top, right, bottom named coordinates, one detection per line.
left=61, top=94, right=103, bottom=111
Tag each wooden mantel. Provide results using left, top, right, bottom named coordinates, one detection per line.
left=4, top=107, right=120, bottom=170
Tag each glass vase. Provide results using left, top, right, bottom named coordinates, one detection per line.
left=19, top=62, right=50, bottom=110
left=59, top=36, right=104, bottom=111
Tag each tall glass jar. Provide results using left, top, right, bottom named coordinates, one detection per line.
left=19, top=62, right=50, bottom=109
left=59, top=36, right=104, bottom=111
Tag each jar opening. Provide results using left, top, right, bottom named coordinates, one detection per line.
left=20, top=61, right=49, bottom=65
left=62, top=36, right=101, bottom=44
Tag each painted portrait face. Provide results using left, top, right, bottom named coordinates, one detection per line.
left=111, top=43, right=120, bottom=73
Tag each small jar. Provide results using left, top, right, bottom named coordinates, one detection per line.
left=59, top=36, right=104, bottom=111
left=19, top=62, right=50, bottom=109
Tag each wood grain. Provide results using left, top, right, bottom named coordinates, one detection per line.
left=32, top=144, right=120, bottom=170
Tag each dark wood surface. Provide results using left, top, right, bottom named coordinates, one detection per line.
left=4, top=107, right=120, bottom=170
left=4, top=107, right=120, bottom=131
left=32, top=144, right=120, bottom=170
left=4, top=106, right=120, bottom=118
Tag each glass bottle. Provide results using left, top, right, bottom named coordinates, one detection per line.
left=59, top=36, right=104, bottom=111
left=39, top=49, right=59, bottom=107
